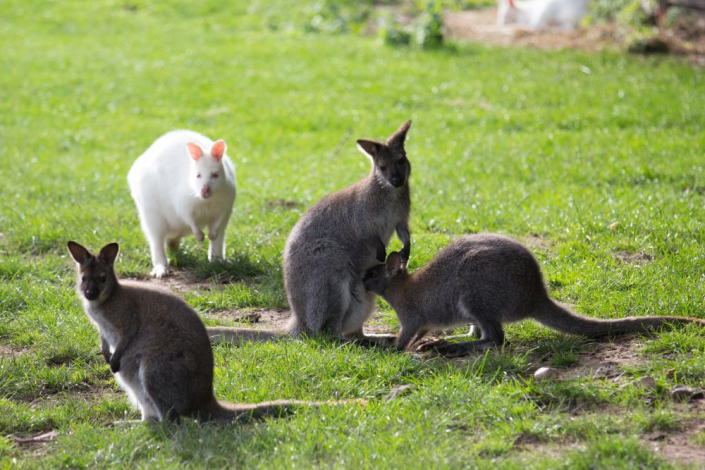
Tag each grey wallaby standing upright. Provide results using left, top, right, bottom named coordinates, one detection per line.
left=363, top=234, right=705, bottom=357
left=283, top=120, right=413, bottom=341
left=68, top=241, right=364, bottom=422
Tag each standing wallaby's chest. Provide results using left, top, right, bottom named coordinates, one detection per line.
left=84, top=302, right=121, bottom=351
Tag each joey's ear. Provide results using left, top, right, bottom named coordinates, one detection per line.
left=356, top=139, right=382, bottom=160
left=211, top=140, right=226, bottom=161
left=187, top=142, right=204, bottom=161
left=386, top=120, right=412, bottom=147
left=67, top=241, right=91, bottom=264
left=385, top=251, right=402, bottom=276
left=98, top=243, right=119, bottom=266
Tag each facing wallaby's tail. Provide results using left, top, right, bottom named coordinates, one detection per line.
left=203, top=398, right=367, bottom=423
left=532, top=299, right=705, bottom=338
left=206, top=327, right=286, bottom=345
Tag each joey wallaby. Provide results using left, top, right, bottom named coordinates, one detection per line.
left=128, top=130, right=237, bottom=279
left=364, top=234, right=705, bottom=357
left=68, top=241, right=364, bottom=422
left=282, top=121, right=413, bottom=342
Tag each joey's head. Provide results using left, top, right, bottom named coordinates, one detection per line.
left=357, top=120, right=412, bottom=189
left=363, top=251, right=407, bottom=295
left=67, top=241, right=120, bottom=303
left=187, top=139, right=228, bottom=199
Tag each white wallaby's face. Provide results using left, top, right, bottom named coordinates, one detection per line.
left=187, top=140, right=227, bottom=199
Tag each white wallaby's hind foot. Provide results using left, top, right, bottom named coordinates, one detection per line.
left=127, top=130, right=237, bottom=277
left=150, top=265, right=168, bottom=279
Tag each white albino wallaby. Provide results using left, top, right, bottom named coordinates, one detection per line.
left=128, top=130, right=236, bottom=278
left=497, top=0, right=589, bottom=31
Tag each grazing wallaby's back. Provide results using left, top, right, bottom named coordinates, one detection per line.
left=68, top=241, right=364, bottom=422
left=364, top=234, right=705, bottom=357
left=283, top=121, right=413, bottom=341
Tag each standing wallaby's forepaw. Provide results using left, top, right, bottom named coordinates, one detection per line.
left=109, top=356, right=121, bottom=373
left=195, top=231, right=205, bottom=242
left=208, top=231, right=218, bottom=241
left=150, top=265, right=168, bottom=279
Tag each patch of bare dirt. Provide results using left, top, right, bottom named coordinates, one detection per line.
left=613, top=250, right=655, bottom=265
left=562, top=337, right=644, bottom=380
left=267, top=199, right=301, bottom=209
left=443, top=8, right=705, bottom=66
left=207, top=308, right=398, bottom=336
left=522, top=234, right=554, bottom=253
left=127, top=269, right=226, bottom=293
left=0, top=344, right=29, bottom=358
left=644, top=416, right=705, bottom=467
left=210, top=308, right=292, bottom=331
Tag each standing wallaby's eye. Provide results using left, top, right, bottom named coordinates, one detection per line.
left=81, top=276, right=86, bottom=282
left=211, top=172, right=219, bottom=178
left=368, top=271, right=377, bottom=278
left=379, top=165, right=387, bottom=172
left=197, top=174, right=202, bottom=179
left=398, top=157, right=407, bottom=165
left=99, top=274, right=107, bottom=283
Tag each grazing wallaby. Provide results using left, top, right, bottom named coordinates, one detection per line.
left=363, top=234, right=705, bottom=357
left=280, top=121, right=413, bottom=342
left=68, top=241, right=364, bottom=422
left=497, top=0, right=589, bottom=31
left=128, top=130, right=237, bottom=278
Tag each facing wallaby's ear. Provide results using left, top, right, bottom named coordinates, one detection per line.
left=386, top=120, right=412, bottom=147
left=211, top=140, right=226, bottom=161
left=187, top=142, right=204, bottom=161
left=356, top=139, right=382, bottom=160
left=98, top=243, right=120, bottom=266
left=67, top=241, right=91, bottom=265
left=385, top=251, right=402, bottom=277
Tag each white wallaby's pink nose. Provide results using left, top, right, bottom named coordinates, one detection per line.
left=201, top=186, right=211, bottom=199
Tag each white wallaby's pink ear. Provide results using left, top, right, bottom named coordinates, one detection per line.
left=187, top=142, right=204, bottom=161
left=211, top=140, right=226, bottom=161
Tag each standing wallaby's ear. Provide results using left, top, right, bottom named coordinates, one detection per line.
left=98, top=243, right=120, bottom=266
left=187, top=142, right=204, bottom=161
left=385, top=251, right=403, bottom=277
left=386, top=120, right=412, bottom=147
left=67, top=241, right=91, bottom=264
left=356, top=140, right=383, bottom=160
left=211, top=140, right=226, bottom=161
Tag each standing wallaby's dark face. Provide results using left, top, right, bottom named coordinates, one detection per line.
left=363, top=251, right=404, bottom=294
left=357, top=120, right=412, bottom=189
left=67, top=241, right=119, bottom=302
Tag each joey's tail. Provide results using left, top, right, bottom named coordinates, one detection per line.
left=532, top=299, right=705, bottom=338
left=206, top=327, right=286, bottom=345
left=204, top=398, right=367, bottom=423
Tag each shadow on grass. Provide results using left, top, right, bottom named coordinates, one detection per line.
left=169, top=249, right=275, bottom=283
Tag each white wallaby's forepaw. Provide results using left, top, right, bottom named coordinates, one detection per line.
left=151, top=265, right=168, bottom=279
left=208, top=231, right=218, bottom=241
left=195, top=231, right=205, bottom=242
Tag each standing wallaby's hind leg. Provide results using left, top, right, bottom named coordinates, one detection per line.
left=141, top=363, right=195, bottom=422
left=208, top=214, right=229, bottom=261
left=431, top=319, right=505, bottom=358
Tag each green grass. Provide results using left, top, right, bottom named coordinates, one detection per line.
left=1, top=0, right=704, bottom=468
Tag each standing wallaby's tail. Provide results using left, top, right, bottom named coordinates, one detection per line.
left=203, top=399, right=367, bottom=423
left=532, top=299, right=705, bottom=338
left=206, top=327, right=286, bottom=345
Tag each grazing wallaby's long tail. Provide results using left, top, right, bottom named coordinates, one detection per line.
left=532, top=299, right=705, bottom=337
left=206, top=327, right=286, bottom=345
left=204, top=399, right=367, bottom=423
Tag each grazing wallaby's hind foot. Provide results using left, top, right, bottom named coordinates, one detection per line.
left=419, top=339, right=503, bottom=358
